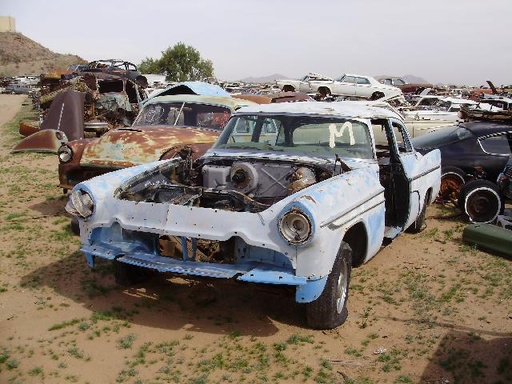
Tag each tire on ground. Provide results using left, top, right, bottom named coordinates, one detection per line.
left=114, top=260, right=151, bottom=286
left=458, top=179, right=503, bottom=223
left=306, top=242, right=352, bottom=329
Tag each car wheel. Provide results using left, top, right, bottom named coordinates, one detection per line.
left=70, top=216, right=80, bottom=236
left=283, top=85, right=295, bottom=92
left=406, top=193, right=429, bottom=234
left=370, top=91, right=385, bottom=100
left=306, top=242, right=352, bottom=329
left=114, top=260, right=150, bottom=286
left=458, top=180, right=503, bottom=223
left=439, top=166, right=466, bottom=202
left=317, top=87, right=331, bottom=99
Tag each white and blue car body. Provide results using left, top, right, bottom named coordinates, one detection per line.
left=66, top=101, right=441, bottom=329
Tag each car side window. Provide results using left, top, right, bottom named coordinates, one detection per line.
left=356, top=77, right=370, bottom=85
left=479, top=134, right=512, bottom=155
left=391, top=122, right=413, bottom=153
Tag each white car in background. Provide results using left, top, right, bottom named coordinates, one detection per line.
left=276, top=73, right=404, bottom=101
left=313, top=73, right=404, bottom=101
left=402, top=95, right=478, bottom=122
left=275, top=73, right=334, bottom=94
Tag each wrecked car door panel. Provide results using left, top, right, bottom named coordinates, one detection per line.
left=378, top=119, right=441, bottom=235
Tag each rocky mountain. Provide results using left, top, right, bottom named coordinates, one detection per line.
left=0, top=32, right=86, bottom=77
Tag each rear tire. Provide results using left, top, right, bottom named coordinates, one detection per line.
left=458, top=180, right=503, bottom=223
left=370, top=91, right=385, bottom=100
left=406, top=193, right=429, bottom=234
left=439, top=166, right=466, bottom=202
left=306, top=242, right=352, bottom=329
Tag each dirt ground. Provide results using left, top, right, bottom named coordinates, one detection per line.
left=0, top=94, right=511, bottom=384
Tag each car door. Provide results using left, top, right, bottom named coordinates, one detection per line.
left=333, top=75, right=356, bottom=97
left=299, top=75, right=313, bottom=93
left=353, top=76, right=373, bottom=98
left=382, top=118, right=441, bottom=236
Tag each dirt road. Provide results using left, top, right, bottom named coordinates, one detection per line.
left=0, top=94, right=27, bottom=127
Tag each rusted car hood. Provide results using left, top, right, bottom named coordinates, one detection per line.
left=80, top=125, right=220, bottom=167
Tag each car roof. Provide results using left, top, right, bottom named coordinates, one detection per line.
left=461, top=120, right=512, bottom=137
left=143, top=94, right=256, bottom=110
left=340, top=73, right=371, bottom=78
left=233, top=100, right=404, bottom=121
left=147, top=81, right=230, bottom=99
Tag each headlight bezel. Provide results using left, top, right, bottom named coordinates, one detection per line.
left=58, top=144, right=73, bottom=163
left=65, top=189, right=95, bottom=219
left=278, top=206, right=314, bottom=246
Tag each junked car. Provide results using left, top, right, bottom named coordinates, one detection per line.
left=276, top=73, right=404, bottom=102
left=402, top=95, right=477, bottom=122
left=411, top=118, right=512, bottom=217
left=58, top=93, right=255, bottom=192
left=275, top=73, right=334, bottom=94
left=316, top=73, right=404, bottom=101
left=379, top=77, right=433, bottom=95
left=66, top=101, right=441, bottom=329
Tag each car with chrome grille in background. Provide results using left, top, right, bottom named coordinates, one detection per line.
left=66, top=101, right=441, bottom=329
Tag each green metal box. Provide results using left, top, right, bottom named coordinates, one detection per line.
left=462, top=223, right=512, bottom=257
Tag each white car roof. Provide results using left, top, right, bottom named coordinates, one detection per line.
left=233, top=100, right=404, bottom=121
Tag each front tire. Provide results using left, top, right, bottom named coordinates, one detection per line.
left=306, top=242, right=352, bottom=329
left=317, top=87, right=331, bottom=100
left=114, top=260, right=151, bottom=286
left=458, top=180, right=503, bottom=223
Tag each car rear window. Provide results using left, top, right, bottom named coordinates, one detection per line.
left=411, top=125, right=473, bottom=148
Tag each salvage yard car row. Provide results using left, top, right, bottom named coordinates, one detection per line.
left=10, top=60, right=512, bottom=328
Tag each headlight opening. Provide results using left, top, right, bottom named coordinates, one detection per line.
left=279, top=208, right=313, bottom=245
left=66, top=189, right=94, bottom=218
left=58, top=145, right=73, bottom=163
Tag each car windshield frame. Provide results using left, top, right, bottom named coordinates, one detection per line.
left=132, top=101, right=231, bottom=129
left=213, top=113, right=374, bottom=160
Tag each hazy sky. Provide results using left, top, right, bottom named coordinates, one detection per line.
left=1, top=0, right=511, bottom=86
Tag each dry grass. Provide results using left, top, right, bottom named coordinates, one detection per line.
left=0, top=97, right=511, bottom=384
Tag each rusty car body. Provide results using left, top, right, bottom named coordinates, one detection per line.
left=66, top=101, right=441, bottom=329
left=57, top=93, right=255, bottom=192
left=379, top=77, right=433, bottom=95
left=14, top=68, right=149, bottom=154
left=12, top=90, right=85, bottom=153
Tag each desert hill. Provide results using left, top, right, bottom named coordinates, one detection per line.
left=0, top=32, right=86, bottom=77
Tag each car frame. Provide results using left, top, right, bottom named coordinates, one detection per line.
left=66, top=101, right=440, bottom=329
